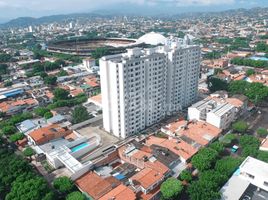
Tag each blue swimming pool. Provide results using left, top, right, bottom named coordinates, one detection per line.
left=71, top=143, right=90, bottom=152
left=250, top=56, right=268, bottom=61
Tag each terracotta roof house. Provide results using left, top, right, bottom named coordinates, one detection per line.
left=0, top=98, right=38, bottom=115
left=76, top=171, right=121, bottom=200
left=27, top=124, right=72, bottom=145
left=99, top=184, right=136, bottom=200
left=129, top=168, right=164, bottom=195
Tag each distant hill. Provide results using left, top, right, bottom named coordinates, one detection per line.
left=1, top=7, right=267, bottom=28
left=0, top=13, right=105, bottom=28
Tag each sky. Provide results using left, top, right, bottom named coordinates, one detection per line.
left=0, top=0, right=267, bottom=21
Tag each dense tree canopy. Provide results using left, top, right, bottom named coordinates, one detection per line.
left=44, top=112, right=53, bottom=119
left=179, top=170, right=192, bottom=182
left=187, top=180, right=221, bottom=200
left=257, top=151, right=268, bottom=163
left=161, top=178, right=183, bottom=200
left=231, top=57, right=268, bottom=68
left=34, top=107, right=50, bottom=117
left=9, top=133, right=24, bottom=142
left=191, top=148, right=218, bottom=171
left=0, top=53, right=12, bottom=62
left=23, top=147, right=36, bottom=157
left=72, top=106, right=91, bottom=124
left=66, top=192, right=86, bottom=200
left=0, top=64, right=8, bottom=74
left=0, top=148, right=53, bottom=199
left=255, top=42, right=268, bottom=53
left=232, top=120, right=248, bottom=133
left=209, top=142, right=225, bottom=154
left=207, top=76, right=228, bottom=93
left=228, top=81, right=268, bottom=104
left=239, top=135, right=260, bottom=157
left=1, top=126, right=17, bottom=135
left=246, top=69, right=255, bottom=76
left=53, top=88, right=70, bottom=101
left=53, top=176, right=74, bottom=194
left=5, top=176, right=51, bottom=200
left=215, top=157, right=242, bottom=177
left=257, top=127, right=268, bottom=138
left=44, top=76, right=57, bottom=86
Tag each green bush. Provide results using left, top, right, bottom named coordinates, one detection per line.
left=44, top=112, right=53, bottom=119
left=179, top=170, right=192, bottom=182
left=232, top=121, right=248, bottom=133
left=66, top=192, right=86, bottom=200
left=257, top=128, right=268, bottom=138
left=53, top=176, right=74, bottom=194
left=23, top=147, right=35, bottom=157
left=9, top=133, right=24, bottom=142
left=161, top=178, right=183, bottom=200
left=191, top=148, right=218, bottom=171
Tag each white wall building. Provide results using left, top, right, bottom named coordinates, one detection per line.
left=100, top=33, right=200, bottom=138
left=188, top=98, right=236, bottom=129
left=221, top=157, right=268, bottom=200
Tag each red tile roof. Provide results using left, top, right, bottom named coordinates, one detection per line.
left=99, top=184, right=136, bottom=200
left=76, top=172, right=120, bottom=200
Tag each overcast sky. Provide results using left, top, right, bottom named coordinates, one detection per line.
left=0, top=0, right=267, bottom=20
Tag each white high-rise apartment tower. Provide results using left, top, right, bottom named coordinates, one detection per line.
left=100, top=33, right=200, bottom=138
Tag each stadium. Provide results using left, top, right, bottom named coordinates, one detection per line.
left=47, top=32, right=168, bottom=56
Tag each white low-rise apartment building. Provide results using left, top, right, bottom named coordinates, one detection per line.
left=221, top=157, right=268, bottom=200
left=188, top=91, right=248, bottom=130
left=100, top=33, right=200, bottom=138
left=188, top=98, right=236, bottom=129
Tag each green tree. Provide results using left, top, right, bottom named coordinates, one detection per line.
left=257, top=151, right=268, bottom=163
left=9, top=133, right=24, bottom=142
left=66, top=191, right=86, bottom=200
left=0, top=53, right=12, bottom=62
left=232, top=120, right=248, bottom=133
left=199, top=170, right=227, bottom=189
left=23, top=147, right=35, bottom=157
left=160, top=178, right=183, bottom=200
left=2, top=126, right=17, bottom=135
left=228, top=80, right=248, bottom=95
left=240, top=135, right=260, bottom=157
left=179, top=170, right=192, bottom=182
left=255, top=42, right=268, bottom=53
left=57, top=70, right=68, bottom=77
left=246, top=69, right=255, bottom=77
left=214, top=68, right=223, bottom=76
left=221, top=134, right=237, bottom=147
left=34, top=107, right=50, bottom=117
left=209, top=142, right=225, bottom=154
left=257, top=127, right=268, bottom=138
left=215, top=157, right=242, bottom=177
left=44, top=112, right=53, bottom=119
left=5, top=176, right=51, bottom=200
left=53, top=176, right=74, bottom=194
left=44, top=76, right=57, bottom=85
left=187, top=180, right=221, bottom=200
left=53, top=88, right=70, bottom=101
left=0, top=64, right=8, bottom=74
left=191, top=148, right=218, bottom=171
left=72, top=106, right=90, bottom=124
left=207, top=76, right=228, bottom=93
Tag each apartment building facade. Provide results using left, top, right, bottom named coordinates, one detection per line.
left=100, top=38, right=200, bottom=138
